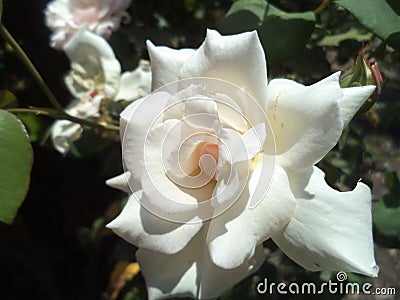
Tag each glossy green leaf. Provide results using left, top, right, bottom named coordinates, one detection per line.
left=0, top=109, right=33, bottom=224
left=258, top=11, right=315, bottom=66
left=373, top=172, right=400, bottom=237
left=335, top=0, right=400, bottom=48
left=374, top=199, right=400, bottom=237
left=224, top=0, right=270, bottom=22
left=217, top=0, right=316, bottom=66
left=0, top=90, right=18, bottom=108
left=317, top=28, right=372, bottom=46
left=15, top=113, right=50, bottom=143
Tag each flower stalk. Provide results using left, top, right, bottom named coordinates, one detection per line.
left=6, top=107, right=120, bottom=132
left=0, top=24, right=65, bottom=113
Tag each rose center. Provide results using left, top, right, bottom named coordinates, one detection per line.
left=191, top=142, right=218, bottom=179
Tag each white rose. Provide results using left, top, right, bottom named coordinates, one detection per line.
left=51, top=30, right=151, bottom=154
left=107, top=29, right=378, bottom=299
left=44, top=0, right=131, bottom=49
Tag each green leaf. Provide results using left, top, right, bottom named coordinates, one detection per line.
left=0, top=90, right=18, bottom=108
left=15, top=113, right=50, bottom=143
left=373, top=172, right=400, bottom=237
left=258, top=11, right=315, bottom=66
left=335, top=0, right=400, bottom=49
left=224, top=0, right=270, bottom=22
left=0, top=109, right=33, bottom=224
left=217, top=0, right=316, bottom=66
left=317, top=28, right=372, bottom=46
left=374, top=198, right=400, bottom=237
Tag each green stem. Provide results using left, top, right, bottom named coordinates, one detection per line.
left=7, top=108, right=58, bottom=117
left=0, top=1, right=3, bottom=22
left=7, top=108, right=120, bottom=132
left=0, top=24, right=65, bottom=113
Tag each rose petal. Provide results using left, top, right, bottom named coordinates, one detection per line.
left=51, top=120, right=83, bottom=155
left=272, top=166, right=378, bottom=276
left=265, top=72, right=344, bottom=170
left=339, top=85, right=376, bottom=128
left=207, top=164, right=296, bottom=269
left=214, top=93, right=248, bottom=132
left=181, top=96, right=220, bottom=131
left=105, top=171, right=131, bottom=193
left=45, top=1, right=70, bottom=30
left=73, top=7, right=100, bottom=24
left=180, top=29, right=268, bottom=107
left=218, top=124, right=266, bottom=166
left=146, top=41, right=195, bottom=90
left=141, top=119, right=216, bottom=213
left=107, top=190, right=202, bottom=254
left=121, top=91, right=171, bottom=187
left=115, top=60, right=151, bottom=101
left=136, top=228, right=265, bottom=300
left=211, top=163, right=241, bottom=207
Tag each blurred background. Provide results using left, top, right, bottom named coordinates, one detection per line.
left=0, top=0, right=399, bottom=299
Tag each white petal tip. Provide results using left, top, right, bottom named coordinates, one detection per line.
left=370, top=265, right=379, bottom=277
left=106, top=172, right=132, bottom=193
left=105, top=220, right=116, bottom=230
left=206, top=28, right=219, bottom=35
left=146, top=40, right=155, bottom=50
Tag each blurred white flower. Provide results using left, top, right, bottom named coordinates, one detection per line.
left=51, top=30, right=151, bottom=155
left=107, top=29, right=378, bottom=299
left=44, top=0, right=132, bottom=48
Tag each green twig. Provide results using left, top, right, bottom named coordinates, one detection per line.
left=7, top=107, right=58, bottom=117
left=0, top=1, right=3, bottom=22
left=7, top=108, right=120, bottom=132
left=0, top=24, right=65, bottom=113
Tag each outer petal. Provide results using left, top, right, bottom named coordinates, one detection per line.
left=121, top=91, right=171, bottom=186
left=51, top=120, right=83, bottom=155
left=265, top=72, right=344, bottom=170
left=272, top=166, right=378, bottom=276
left=339, top=85, right=375, bottom=127
left=107, top=191, right=202, bottom=254
left=180, top=29, right=268, bottom=107
left=115, top=60, right=152, bottom=101
left=207, top=163, right=296, bottom=269
left=44, top=0, right=70, bottom=30
left=106, top=171, right=131, bottom=193
left=137, top=228, right=266, bottom=300
left=147, top=41, right=195, bottom=90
